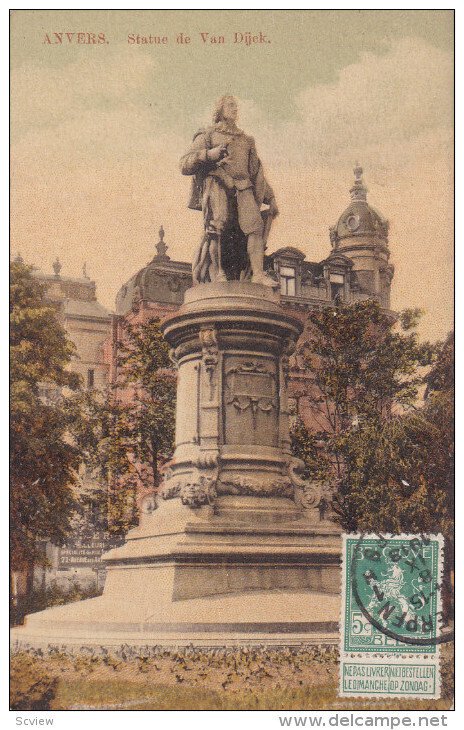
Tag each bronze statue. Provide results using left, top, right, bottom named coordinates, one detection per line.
left=180, top=95, right=279, bottom=285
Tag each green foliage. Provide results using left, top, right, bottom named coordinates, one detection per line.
left=421, top=333, right=454, bottom=613
left=10, top=261, right=79, bottom=391
left=299, top=301, right=434, bottom=434
left=10, top=653, right=58, bottom=710
left=118, top=319, right=176, bottom=489
left=12, top=645, right=452, bottom=711
left=10, top=261, right=82, bottom=570
left=27, top=579, right=102, bottom=615
left=336, top=332, right=454, bottom=548
left=335, top=411, right=452, bottom=535
left=115, top=318, right=176, bottom=490
left=399, top=307, right=424, bottom=331
left=290, top=417, right=330, bottom=481
left=117, top=318, right=172, bottom=390
left=295, top=300, right=445, bottom=533
left=72, top=318, right=176, bottom=536
left=425, top=330, right=454, bottom=397
left=71, top=390, right=140, bottom=536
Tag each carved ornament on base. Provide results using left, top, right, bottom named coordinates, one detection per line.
left=200, top=327, right=219, bottom=400
left=217, top=474, right=293, bottom=498
left=225, top=360, right=277, bottom=430
left=288, top=457, right=335, bottom=518
left=159, top=466, right=218, bottom=508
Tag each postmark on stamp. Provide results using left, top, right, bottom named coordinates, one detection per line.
left=339, top=533, right=447, bottom=699
left=342, top=533, right=444, bottom=655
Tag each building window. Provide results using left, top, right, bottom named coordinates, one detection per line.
left=280, top=266, right=296, bottom=296
left=330, top=273, right=344, bottom=301
left=87, top=369, right=95, bottom=388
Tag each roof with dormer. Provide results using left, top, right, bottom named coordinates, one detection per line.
left=269, top=247, right=307, bottom=261
left=29, top=258, right=111, bottom=322
left=321, top=252, right=354, bottom=268
left=115, top=226, right=191, bottom=315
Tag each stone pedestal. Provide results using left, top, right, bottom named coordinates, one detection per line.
left=12, top=283, right=341, bottom=649
left=161, top=282, right=304, bottom=506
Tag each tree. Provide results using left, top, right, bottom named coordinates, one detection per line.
left=424, top=330, right=454, bottom=397
left=342, top=336, right=454, bottom=618
left=116, top=318, right=176, bottom=492
left=334, top=330, right=453, bottom=541
left=289, top=417, right=330, bottom=482
left=69, top=390, right=139, bottom=538
left=293, top=299, right=437, bottom=529
left=10, top=260, right=81, bottom=576
left=292, top=304, right=454, bottom=615
left=421, top=331, right=454, bottom=613
left=73, top=318, right=176, bottom=536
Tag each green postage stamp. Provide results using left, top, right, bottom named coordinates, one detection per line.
left=340, top=533, right=444, bottom=700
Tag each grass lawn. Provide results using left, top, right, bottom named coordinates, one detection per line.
left=11, top=645, right=454, bottom=711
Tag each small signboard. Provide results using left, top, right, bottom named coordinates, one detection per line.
left=58, top=535, right=122, bottom=570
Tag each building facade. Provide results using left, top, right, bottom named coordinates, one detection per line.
left=115, top=166, right=393, bottom=318
left=30, top=260, right=113, bottom=592
left=33, top=258, right=112, bottom=393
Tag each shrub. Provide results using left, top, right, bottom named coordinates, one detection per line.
left=26, top=579, right=102, bottom=615
left=10, top=653, right=58, bottom=710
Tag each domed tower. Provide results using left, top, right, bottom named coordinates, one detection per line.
left=329, top=164, right=394, bottom=309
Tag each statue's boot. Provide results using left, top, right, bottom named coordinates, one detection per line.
left=247, top=233, right=279, bottom=289
left=248, top=233, right=278, bottom=288
left=252, top=272, right=279, bottom=288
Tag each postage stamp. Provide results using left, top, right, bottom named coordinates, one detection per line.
left=341, top=533, right=444, bottom=656
left=339, top=533, right=445, bottom=699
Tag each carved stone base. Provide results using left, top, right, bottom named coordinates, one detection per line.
left=104, top=496, right=341, bottom=599
left=12, top=497, right=341, bottom=648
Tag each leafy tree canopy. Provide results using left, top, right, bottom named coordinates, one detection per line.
left=297, top=300, right=434, bottom=434
left=291, top=299, right=442, bottom=531
left=116, top=318, right=176, bottom=485
left=72, top=318, right=176, bottom=536
left=10, top=261, right=81, bottom=570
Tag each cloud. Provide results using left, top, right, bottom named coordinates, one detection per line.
left=10, top=36, right=453, bottom=342
left=226, top=37, right=452, bottom=171
left=295, top=37, right=453, bottom=160
left=11, top=48, right=159, bottom=139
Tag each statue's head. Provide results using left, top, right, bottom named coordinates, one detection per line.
left=213, top=95, right=238, bottom=124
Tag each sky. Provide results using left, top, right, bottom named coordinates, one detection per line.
left=10, top=9, right=454, bottom=341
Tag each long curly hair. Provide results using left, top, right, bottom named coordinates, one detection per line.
left=213, top=95, right=237, bottom=123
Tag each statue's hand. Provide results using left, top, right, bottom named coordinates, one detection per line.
left=207, top=144, right=229, bottom=163
left=268, top=198, right=279, bottom=218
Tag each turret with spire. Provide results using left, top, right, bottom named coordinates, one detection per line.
left=328, top=165, right=393, bottom=308
left=114, top=225, right=192, bottom=316
left=349, top=162, right=367, bottom=202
